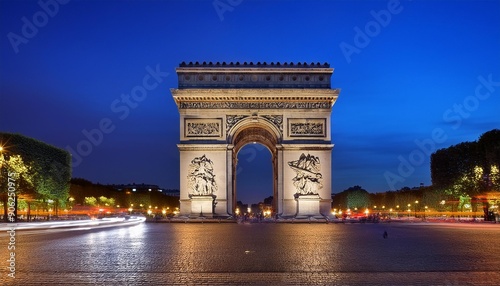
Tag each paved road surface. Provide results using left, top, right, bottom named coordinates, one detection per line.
left=1, top=222, right=499, bottom=285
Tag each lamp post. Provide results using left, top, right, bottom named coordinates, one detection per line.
left=68, top=197, right=75, bottom=214
left=415, top=200, right=419, bottom=218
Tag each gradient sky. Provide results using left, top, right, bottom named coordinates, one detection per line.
left=1, top=0, right=499, bottom=205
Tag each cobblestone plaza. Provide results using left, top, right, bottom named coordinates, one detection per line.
left=2, top=222, right=500, bottom=285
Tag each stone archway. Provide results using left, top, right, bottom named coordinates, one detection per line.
left=230, top=121, right=279, bottom=215
left=172, top=62, right=340, bottom=218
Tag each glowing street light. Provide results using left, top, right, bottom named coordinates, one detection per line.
left=414, top=200, right=419, bottom=218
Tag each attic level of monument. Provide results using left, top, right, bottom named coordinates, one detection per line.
left=179, top=61, right=330, bottom=68
left=176, top=61, right=334, bottom=89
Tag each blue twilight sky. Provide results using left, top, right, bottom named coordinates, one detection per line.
left=1, top=0, right=499, bottom=205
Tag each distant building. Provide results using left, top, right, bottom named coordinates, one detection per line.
left=109, top=183, right=180, bottom=197
left=161, top=189, right=180, bottom=197
left=110, top=183, right=160, bottom=193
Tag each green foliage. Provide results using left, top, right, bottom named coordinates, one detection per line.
left=98, top=196, right=115, bottom=206
left=0, top=132, right=71, bottom=201
left=84, top=197, right=97, bottom=206
left=431, top=129, right=500, bottom=197
left=332, top=186, right=370, bottom=209
left=17, top=199, right=28, bottom=210
left=0, top=154, right=34, bottom=193
left=70, top=179, right=180, bottom=210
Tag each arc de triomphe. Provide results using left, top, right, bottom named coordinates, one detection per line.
left=171, top=62, right=340, bottom=218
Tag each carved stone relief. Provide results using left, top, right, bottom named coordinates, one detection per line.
left=185, top=119, right=222, bottom=137
left=288, top=153, right=323, bottom=195
left=262, top=115, right=283, bottom=133
left=180, top=102, right=331, bottom=109
left=288, top=118, right=326, bottom=137
left=187, top=155, right=218, bottom=196
left=226, top=115, right=248, bottom=133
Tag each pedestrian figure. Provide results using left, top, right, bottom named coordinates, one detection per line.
left=383, top=231, right=388, bottom=239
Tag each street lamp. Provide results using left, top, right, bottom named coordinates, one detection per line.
left=415, top=200, right=419, bottom=218
left=68, top=197, right=75, bottom=213
left=407, top=204, right=411, bottom=219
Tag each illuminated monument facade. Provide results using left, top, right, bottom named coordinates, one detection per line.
left=171, top=62, right=340, bottom=218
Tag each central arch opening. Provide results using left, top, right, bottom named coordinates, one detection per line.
left=231, top=125, right=279, bottom=216
left=236, top=143, right=273, bottom=216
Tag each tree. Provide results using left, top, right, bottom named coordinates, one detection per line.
left=333, top=185, right=371, bottom=209
left=478, top=129, right=500, bottom=191
left=84, top=197, right=97, bottom=206
left=0, top=133, right=71, bottom=220
left=431, top=130, right=500, bottom=198
left=0, top=154, right=34, bottom=220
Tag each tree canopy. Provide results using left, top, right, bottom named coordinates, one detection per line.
left=0, top=133, right=71, bottom=219
left=431, top=129, right=500, bottom=198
